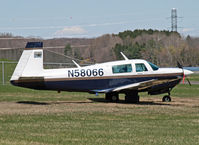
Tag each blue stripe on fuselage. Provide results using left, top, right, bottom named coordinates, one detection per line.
left=44, top=75, right=180, bottom=92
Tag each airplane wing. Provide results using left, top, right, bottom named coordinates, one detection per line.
left=92, top=78, right=180, bottom=93
left=92, top=82, right=141, bottom=93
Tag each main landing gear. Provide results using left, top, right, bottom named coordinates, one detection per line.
left=105, top=91, right=140, bottom=103
left=105, top=91, right=172, bottom=103
left=105, top=93, right=119, bottom=102
left=125, top=92, right=139, bottom=103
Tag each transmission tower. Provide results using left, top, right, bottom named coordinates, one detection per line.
left=171, top=8, right=177, bottom=32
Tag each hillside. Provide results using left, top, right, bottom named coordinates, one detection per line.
left=0, top=33, right=121, bottom=63
left=0, top=30, right=199, bottom=67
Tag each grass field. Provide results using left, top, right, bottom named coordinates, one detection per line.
left=0, top=84, right=199, bottom=145
left=0, top=61, right=17, bottom=85
left=189, top=73, right=199, bottom=82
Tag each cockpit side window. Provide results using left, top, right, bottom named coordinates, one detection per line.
left=148, top=62, right=159, bottom=71
left=147, top=61, right=159, bottom=71
left=112, top=64, right=132, bottom=73
left=135, top=63, right=148, bottom=72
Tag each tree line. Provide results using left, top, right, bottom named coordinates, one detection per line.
left=1, top=31, right=199, bottom=67
left=113, top=29, right=199, bottom=67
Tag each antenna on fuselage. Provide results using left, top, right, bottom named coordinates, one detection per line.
left=72, top=60, right=81, bottom=68
left=120, top=52, right=129, bottom=60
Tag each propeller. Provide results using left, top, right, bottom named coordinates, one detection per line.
left=177, top=61, right=191, bottom=86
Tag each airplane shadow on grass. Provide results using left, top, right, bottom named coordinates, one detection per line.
left=16, top=98, right=171, bottom=106
left=88, top=98, right=171, bottom=106
left=17, top=101, right=49, bottom=105
left=17, top=100, right=93, bottom=105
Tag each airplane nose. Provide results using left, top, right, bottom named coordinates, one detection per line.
left=184, top=69, right=194, bottom=76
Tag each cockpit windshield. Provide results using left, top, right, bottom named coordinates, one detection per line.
left=147, top=61, right=159, bottom=71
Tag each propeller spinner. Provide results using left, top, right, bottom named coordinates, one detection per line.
left=177, top=61, right=193, bottom=86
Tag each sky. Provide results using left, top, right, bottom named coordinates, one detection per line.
left=0, top=0, right=199, bottom=38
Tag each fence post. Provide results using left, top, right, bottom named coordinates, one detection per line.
left=2, top=61, right=5, bottom=85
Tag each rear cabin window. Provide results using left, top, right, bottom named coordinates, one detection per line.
left=135, top=63, right=148, bottom=72
left=112, top=64, right=132, bottom=73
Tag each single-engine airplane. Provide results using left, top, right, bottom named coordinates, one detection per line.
left=10, top=42, right=193, bottom=103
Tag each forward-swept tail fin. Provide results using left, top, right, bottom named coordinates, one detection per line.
left=10, top=42, right=44, bottom=81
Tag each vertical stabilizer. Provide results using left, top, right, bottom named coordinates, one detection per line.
left=10, top=42, right=44, bottom=81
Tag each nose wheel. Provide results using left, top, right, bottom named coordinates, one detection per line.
left=162, top=95, right=171, bottom=102
left=162, top=89, right=172, bottom=102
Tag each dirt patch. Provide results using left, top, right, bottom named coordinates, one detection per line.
left=0, top=97, right=198, bottom=116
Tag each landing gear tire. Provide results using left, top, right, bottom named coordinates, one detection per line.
left=105, top=93, right=112, bottom=101
left=125, top=92, right=139, bottom=103
left=105, top=93, right=119, bottom=102
left=111, top=95, right=119, bottom=102
left=162, top=95, right=171, bottom=102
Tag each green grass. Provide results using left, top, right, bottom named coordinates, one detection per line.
left=0, top=110, right=198, bottom=145
left=0, top=85, right=92, bottom=102
left=0, top=84, right=198, bottom=145
left=172, top=84, right=199, bottom=97
left=189, top=73, right=199, bottom=81
left=0, top=61, right=17, bottom=85
left=0, top=62, right=199, bottom=144
left=0, top=84, right=198, bottom=102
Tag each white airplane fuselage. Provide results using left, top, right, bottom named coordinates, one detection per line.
left=10, top=42, right=193, bottom=102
